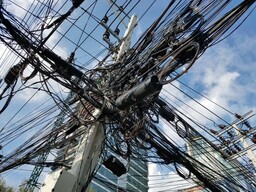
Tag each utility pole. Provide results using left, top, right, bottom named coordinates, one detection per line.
left=40, top=110, right=104, bottom=192
left=40, top=15, right=138, bottom=192
left=183, top=111, right=256, bottom=191
left=24, top=53, right=78, bottom=191
left=1, top=1, right=256, bottom=192
left=210, top=111, right=256, bottom=168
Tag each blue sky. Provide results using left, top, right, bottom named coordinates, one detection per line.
left=0, top=0, right=256, bottom=191
left=148, top=6, right=256, bottom=190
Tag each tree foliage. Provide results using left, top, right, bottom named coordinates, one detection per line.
left=17, top=180, right=27, bottom=192
left=0, top=179, right=14, bottom=192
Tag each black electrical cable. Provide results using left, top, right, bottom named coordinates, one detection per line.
left=176, top=79, right=235, bottom=115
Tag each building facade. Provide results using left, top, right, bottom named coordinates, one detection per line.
left=89, top=154, right=148, bottom=192
left=186, top=136, right=256, bottom=191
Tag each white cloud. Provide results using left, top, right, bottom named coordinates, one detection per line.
left=7, top=0, right=34, bottom=18
left=1, top=1, right=256, bottom=191
left=165, top=33, right=256, bottom=127
left=148, top=27, right=256, bottom=192
left=148, top=163, right=194, bottom=192
left=0, top=1, right=71, bottom=103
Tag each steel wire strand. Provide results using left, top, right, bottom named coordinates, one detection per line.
left=156, top=100, right=256, bottom=186
left=150, top=125, right=252, bottom=191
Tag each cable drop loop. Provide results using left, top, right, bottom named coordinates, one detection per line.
left=19, top=59, right=38, bottom=83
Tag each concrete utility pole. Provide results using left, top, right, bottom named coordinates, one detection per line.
left=40, top=15, right=138, bottom=192
left=184, top=111, right=256, bottom=192
left=210, top=111, right=256, bottom=169
left=1, top=1, right=256, bottom=191
left=24, top=53, right=78, bottom=191
left=40, top=115, right=104, bottom=192
left=232, top=124, right=256, bottom=166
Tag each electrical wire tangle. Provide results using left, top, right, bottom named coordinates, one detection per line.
left=0, top=0, right=256, bottom=191
left=117, top=0, right=256, bottom=90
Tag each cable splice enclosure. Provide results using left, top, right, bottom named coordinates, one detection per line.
left=116, top=75, right=162, bottom=110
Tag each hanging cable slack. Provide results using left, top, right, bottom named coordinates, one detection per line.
left=0, top=7, right=105, bottom=113
left=138, top=123, right=224, bottom=192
